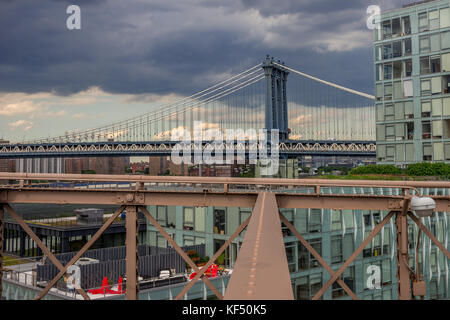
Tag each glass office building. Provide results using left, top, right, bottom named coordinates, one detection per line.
left=375, top=0, right=450, bottom=164
left=146, top=186, right=450, bottom=300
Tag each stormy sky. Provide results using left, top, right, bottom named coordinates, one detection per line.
left=0, top=0, right=409, bottom=141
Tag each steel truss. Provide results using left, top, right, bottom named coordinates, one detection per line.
left=0, top=140, right=376, bottom=159
left=0, top=174, right=449, bottom=300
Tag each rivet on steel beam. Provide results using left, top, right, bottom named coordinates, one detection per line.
left=388, top=199, right=402, bottom=210
left=126, top=194, right=134, bottom=202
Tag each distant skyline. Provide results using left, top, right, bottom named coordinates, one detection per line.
left=0, top=0, right=410, bottom=141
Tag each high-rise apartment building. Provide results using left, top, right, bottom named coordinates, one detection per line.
left=375, top=0, right=450, bottom=164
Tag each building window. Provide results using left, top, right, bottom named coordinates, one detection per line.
left=402, top=16, right=411, bottom=35
left=213, top=209, right=226, bottom=234
left=431, top=56, right=441, bottom=73
left=422, top=121, right=431, bottom=140
left=214, top=239, right=230, bottom=266
left=331, top=210, right=342, bottom=231
left=167, top=206, right=176, bottom=228
left=392, top=41, right=402, bottom=58
left=183, top=235, right=194, bottom=246
left=422, top=101, right=431, bottom=117
left=331, top=236, right=343, bottom=264
left=403, top=78, right=413, bottom=96
left=418, top=12, right=428, bottom=32
left=429, top=10, right=439, bottom=31
left=420, top=35, right=430, bottom=53
left=376, top=64, right=383, bottom=82
left=194, top=207, right=206, bottom=232
left=382, top=20, right=392, bottom=39
left=384, top=63, right=392, bottom=80
left=157, top=234, right=167, bottom=248
left=423, top=143, right=432, bottom=161
left=332, top=266, right=355, bottom=299
left=285, top=242, right=296, bottom=272
left=376, top=104, right=384, bottom=121
left=381, top=259, right=392, bottom=285
left=407, top=122, right=414, bottom=140
left=364, top=212, right=380, bottom=227
left=385, top=125, right=395, bottom=141
left=421, top=57, right=431, bottom=75
left=393, top=60, right=402, bottom=79
left=194, top=237, right=205, bottom=245
left=420, top=56, right=441, bottom=75
left=386, top=146, right=395, bottom=161
left=239, top=209, right=251, bottom=225
left=442, top=31, right=450, bottom=50
left=392, top=18, right=401, bottom=37
left=308, top=209, right=322, bottom=233
left=281, top=210, right=294, bottom=237
left=429, top=280, right=438, bottom=300
left=384, top=84, right=393, bottom=100
left=375, top=45, right=382, bottom=61
left=441, top=7, right=450, bottom=29
left=443, top=53, right=450, bottom=72
left=383, top=43, right=392, bottom=59
left=403, top=38, right=411, bottom=56
left=156, top=206, right=167, bottom=227
left=430, top=33, right=440, bottom=52
left=421, top=79, right=431, bottom=96
left=296, top=273, right=323, bottom=300
left=298, top=238, right=322, bottom=270
left=183, top=207, right=194, bottom=230
left=444, top=75, right=450, bottom=93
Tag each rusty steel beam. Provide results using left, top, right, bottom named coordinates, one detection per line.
left=0, top=189, right=257, bottom=208
left=125, top=206, right=138, bottom=300
left=396, top=198, right=412, bottom=300
left=279, top=213, right=359, bottom=300
left=34, top=205, right=125, bottom=300
left=175, top=216, right=251, bottom=300
left=139, top=206, right=223, bottom=300
left=407, top=212, right=450, bottom=260
left=277, top=194, right=411, bottom=211
left=312, top=210, right=395, bottom=300
left=0, top=205, right=3, bottom=300
left=225, top=193, right=293, bottom=300
left=3, top=172, right=450, bottom=189
left=3, top=204, right=91, bottom=300
left=4, top=189, right=450, bottom=212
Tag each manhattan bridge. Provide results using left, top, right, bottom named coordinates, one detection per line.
left=0, top=56, right=376, bottom=159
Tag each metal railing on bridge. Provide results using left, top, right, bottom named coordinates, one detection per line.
left=1, top=173, right=449, bottom=300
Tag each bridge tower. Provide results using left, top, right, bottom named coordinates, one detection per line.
left=262, top=55, right=289, bottom=141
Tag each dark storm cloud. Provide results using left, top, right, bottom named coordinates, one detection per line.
left=240, top=0, right=365, bottom=15
left=0, top=0, right=406, bottom=96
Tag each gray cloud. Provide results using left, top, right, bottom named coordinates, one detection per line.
left=0, top=0, right=406, bottom=97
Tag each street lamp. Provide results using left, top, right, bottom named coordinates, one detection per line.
left=408, top=196, right=436, bottom=299
left=410, top=196, right=436, bottom=218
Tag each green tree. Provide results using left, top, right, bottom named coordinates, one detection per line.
left=350, top=165, right=402, bottom=175
left=405, top=162, right=450, bottom=177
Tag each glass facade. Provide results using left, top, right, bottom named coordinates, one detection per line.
left=375, top=0, right=450, bottom=164
left=145, top=186, right=450, bottom=300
